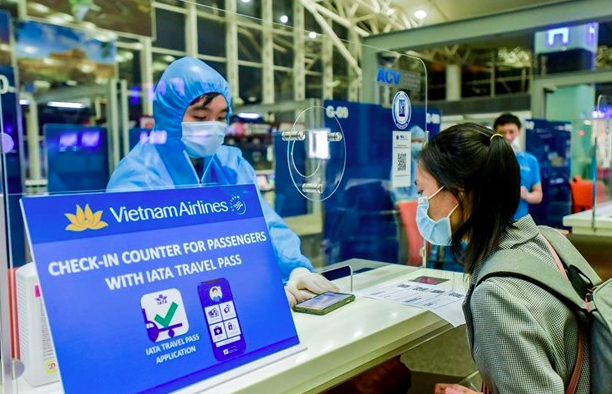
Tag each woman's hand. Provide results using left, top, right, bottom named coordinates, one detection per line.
left=434, top=383, right=482, bottom=394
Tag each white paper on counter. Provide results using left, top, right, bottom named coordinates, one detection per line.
left=355, top=278, right=466, bottom=327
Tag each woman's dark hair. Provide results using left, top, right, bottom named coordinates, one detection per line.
left=419, top=123, right=520, bottom=275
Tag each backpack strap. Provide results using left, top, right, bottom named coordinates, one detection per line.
left=476, top=249, right=587, bottom=311
left=477, top=237, right=587, bottom=394
left=540, top=236, right=585, bottom=394
left=539, top=227, right=602, bottom=290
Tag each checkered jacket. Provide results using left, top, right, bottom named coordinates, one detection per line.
left=463, top=215, right=590, bottom=394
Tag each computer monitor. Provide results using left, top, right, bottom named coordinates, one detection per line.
left=45, top=124, right=109, bottom=193
left=128, top=127, right=152, bottom=150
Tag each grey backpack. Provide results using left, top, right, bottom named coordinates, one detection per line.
left=477, top=227, right=612, bottom=394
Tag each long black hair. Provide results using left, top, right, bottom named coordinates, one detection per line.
left=419, top=123, right=520, bottom=275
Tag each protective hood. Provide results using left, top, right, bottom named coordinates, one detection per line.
left=153, top=56, right=232, bottom=141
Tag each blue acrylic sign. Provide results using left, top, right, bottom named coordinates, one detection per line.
left=21, top=184, right=300, bottom=394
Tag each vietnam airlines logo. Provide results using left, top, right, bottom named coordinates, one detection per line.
left=229, top=195, right=246, bottom=215
left=65, top=204, right=108, bottom=232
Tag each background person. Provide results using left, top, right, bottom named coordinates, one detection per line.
left=493, top=113, right=542, bottom=220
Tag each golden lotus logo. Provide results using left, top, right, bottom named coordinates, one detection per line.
left=65, top=204, right=108, bottom=232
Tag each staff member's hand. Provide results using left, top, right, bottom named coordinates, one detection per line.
left=285, top=267, right=339, bottom=307
left=434, top=383, right=481, bottom=394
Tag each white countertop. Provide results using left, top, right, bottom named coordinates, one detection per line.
left=563, top=200, right=612, bottom=236
left=9, top=261, right=466, bottom=394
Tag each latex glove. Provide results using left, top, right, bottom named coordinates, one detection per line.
left=434, top=383, right=481, bottom=394
left=285, top=267, right=340, bottom=307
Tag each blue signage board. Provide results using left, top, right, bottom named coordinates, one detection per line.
left=21, top=184, right=301, bottom=394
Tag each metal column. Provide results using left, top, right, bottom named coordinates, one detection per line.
left=293, top=1, right=306, bottom=102
left=262, top=0, right=275, bottom=104
left=140, top=37, right=154, bottom=116
left=348, top=29, right=361, bottom=102
left=21, top=93, right=41, bottom=180
left=185, top=1, right=198, bottom=58
left=322, top=22, right=334, bottom=100
left=225, top=0, right=240, bottom=101
left=446, top=64, right=461, bottom=101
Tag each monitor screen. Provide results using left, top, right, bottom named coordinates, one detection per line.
left=58, top=132, right=78, bottom=149
left=81, top=131, right=101, bottom=148
left=45, top=124, right=110, bottom=193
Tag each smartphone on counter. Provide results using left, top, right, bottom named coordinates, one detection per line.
left=293, top=292, right=355, bottom=315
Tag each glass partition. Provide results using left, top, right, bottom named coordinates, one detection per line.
left=593, top=94, right=612, bottom=223
left=0, top=1, right=433, bottom=393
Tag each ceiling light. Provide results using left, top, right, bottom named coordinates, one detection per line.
left=414, top=9, right=427, bottom=19
left=308, top=31, right=317, bottom=39
left=237, top=112, right=261, bottom=120
left=47, top=101, right=86, bottom=109
left=239, top=0, right=251, bottom=3
left=280, top=15, right=288, bottom=24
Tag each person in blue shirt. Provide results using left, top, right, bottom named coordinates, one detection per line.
left=494, top=113, right=542, bottom=220
left=107, top=56, right=337, bottom=306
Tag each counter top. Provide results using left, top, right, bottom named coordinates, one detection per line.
left=563, top=200, right=612, bottom=236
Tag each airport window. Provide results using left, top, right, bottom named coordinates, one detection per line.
left=197, top=18, right=226, bottom=57
left=154, top=8, right=186, bottom=51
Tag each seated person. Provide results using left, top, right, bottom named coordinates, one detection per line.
left=107, top=57, right=337, bottom=306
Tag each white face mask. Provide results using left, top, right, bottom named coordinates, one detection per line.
left=181, top=121, right=227, bottom=158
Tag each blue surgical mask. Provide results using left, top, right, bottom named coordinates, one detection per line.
left=181, top=121, right=227, bottom=158
left=416, top=186, right=459, bottom=246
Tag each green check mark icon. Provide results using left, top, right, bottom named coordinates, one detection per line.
left=154, top=302, right=178, bottom=328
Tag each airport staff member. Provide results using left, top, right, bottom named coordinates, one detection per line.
left=107, top=57, right=337, bottom=306
left=493, top=113, right=542, bottom=219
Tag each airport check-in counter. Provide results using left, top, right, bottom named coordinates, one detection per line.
left=12, top=259, right=467, bottom=394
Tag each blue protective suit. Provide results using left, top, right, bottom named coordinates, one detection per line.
left=107, top=57, right=313, bottom=279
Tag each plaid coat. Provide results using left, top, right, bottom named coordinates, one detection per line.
left=463, top=215, right=591, bottom=394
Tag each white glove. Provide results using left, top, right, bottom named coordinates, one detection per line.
left=285, top=268, right=340, bottom=307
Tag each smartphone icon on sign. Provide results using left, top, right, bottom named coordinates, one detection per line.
left=197, top=278, right=246, bottom=361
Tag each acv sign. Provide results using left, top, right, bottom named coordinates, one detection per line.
left=376, top=67, right=401, bottom=85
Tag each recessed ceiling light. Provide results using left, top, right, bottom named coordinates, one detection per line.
left=414, top=9, right=427, bottom=19
left=280, top=15, right=289, bottom=24
left=308, top=31, right=317, bottom=39
left=240, top=0, right=251, bottom=3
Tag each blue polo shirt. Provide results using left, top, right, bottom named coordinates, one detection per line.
left=514, top=151, right=541, bottom=220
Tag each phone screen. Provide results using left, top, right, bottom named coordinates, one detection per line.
left=197, top=278, right=246, bottom=362
left=295, top=292, right=353, bottom=311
